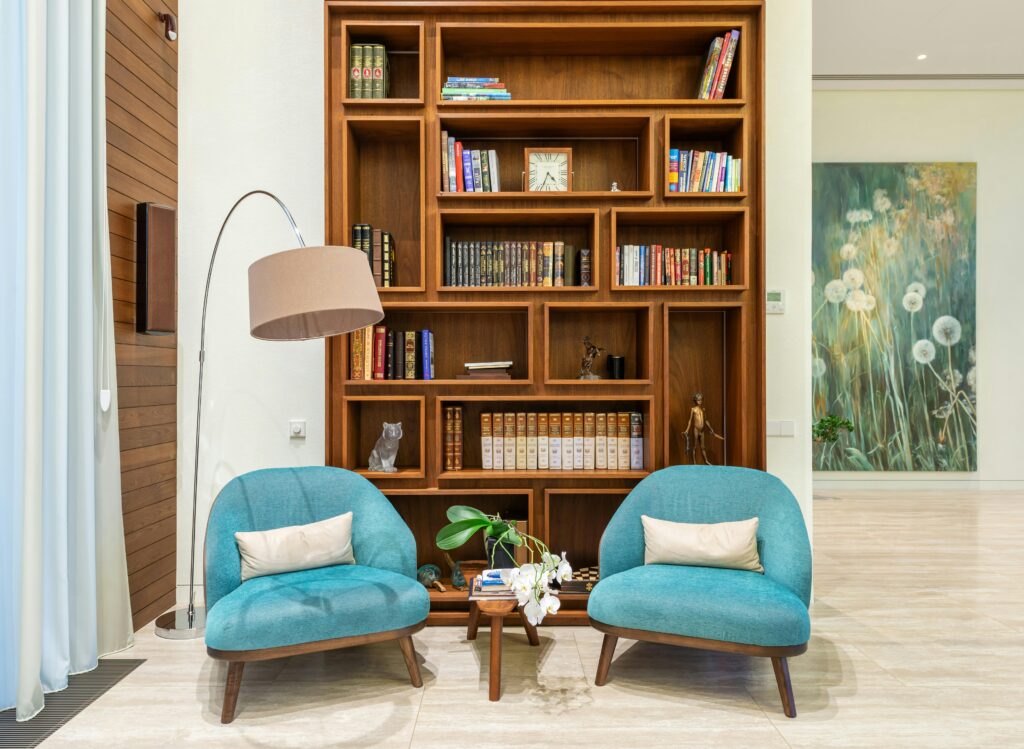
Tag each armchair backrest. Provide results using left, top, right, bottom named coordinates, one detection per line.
left=204, top=466, right=416, bottom=611
left=598, top=466, right=811, bottom=605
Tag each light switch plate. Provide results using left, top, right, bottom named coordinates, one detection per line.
left=779, top=420, right=795, bottom=437
left=289, top=419, right=307, bottom=439
left=766, top=420, right=782, bottom=437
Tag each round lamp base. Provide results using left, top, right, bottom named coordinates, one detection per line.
left=154, top=606, right=206, bottom=640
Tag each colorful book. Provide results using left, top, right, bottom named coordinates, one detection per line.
left=714, top=30, right=740, bottom=100
left=462, top=149, right=474, bottom=192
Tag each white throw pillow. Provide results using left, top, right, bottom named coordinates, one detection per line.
left=235, top=511, right=355, bottom=582
left=641, top=515, right=763, bottom=573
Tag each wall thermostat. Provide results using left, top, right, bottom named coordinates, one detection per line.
left=766, top=289, right=786, bottom=314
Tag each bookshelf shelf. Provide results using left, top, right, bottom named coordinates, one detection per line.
left=326, top=2, right=764, bottom=626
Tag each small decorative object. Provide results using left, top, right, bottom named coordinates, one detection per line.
left=606, top=354, right=625, bottom=380
left=436, top=505, right=572, bottom=625
left=443, top=551, right=467, bottom=590
left=416, top=563, right=447, bottom=592
left=813, top=414, right=854, bottom=470
left=578, top=336, right=605, bottom=380
left=367, top=421, right=402, bottom=472
left=610, top=181, right=620, bottom=192
left=525, top=147, right=572, bottom=192
left=683, top=392, right=725, bottom=465
left=457, top=559, right=488, bottom=591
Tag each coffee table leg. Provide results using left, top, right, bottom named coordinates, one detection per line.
left=488, top=614, right=503, bottom=701
left=467, top=601, right=480, bottom=641
left=518, top=608, right=540, bottom=646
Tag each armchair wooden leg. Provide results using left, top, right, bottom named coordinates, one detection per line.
left=595, top=633, right=618, bottom=686
left=771, top=656, right=797, bottom=718
left=467, top=600, right=481, bottom=641
left=221, top=662, right=244, bottom=724
left=398, top=635, right=423, bottom=688
left=518, top=609, right=540, bottom=646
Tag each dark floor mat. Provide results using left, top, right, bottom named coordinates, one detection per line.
left=0, top=659, right=144, bottom=748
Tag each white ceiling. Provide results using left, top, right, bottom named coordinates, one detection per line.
left=813, top=0, right=1024, bottom=77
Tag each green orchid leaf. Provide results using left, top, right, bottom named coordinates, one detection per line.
left=436, top=518, right=490, bottom=550
left=445, top=505, right=489, bottom=523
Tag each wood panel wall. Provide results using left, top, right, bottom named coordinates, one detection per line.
left=105, top=0, right=178, bottom=631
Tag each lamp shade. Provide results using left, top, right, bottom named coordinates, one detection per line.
left=248, top=245, right=383, bottom=340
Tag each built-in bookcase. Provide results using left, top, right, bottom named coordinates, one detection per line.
left=326, top=1, right=765, bottom=625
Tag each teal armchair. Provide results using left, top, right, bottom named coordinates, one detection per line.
left=204, top=467, right=429, bottom=723
left=587, top=465, right=811, bottom=717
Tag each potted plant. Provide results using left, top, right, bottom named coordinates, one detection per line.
left=813, top=414, right=854, bottom=469
left=436, top=505, right=572, bottom=625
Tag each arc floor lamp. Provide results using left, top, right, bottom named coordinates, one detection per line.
left=155, top=190, right=383, bottom=639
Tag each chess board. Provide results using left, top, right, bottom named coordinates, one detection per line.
left=557, top=566, right=600, bottom=594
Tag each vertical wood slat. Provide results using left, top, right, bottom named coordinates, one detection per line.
left=106, top=0, right=178, bottom=631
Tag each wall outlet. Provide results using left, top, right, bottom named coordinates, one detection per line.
left=289, top=419, right=307, bottom=439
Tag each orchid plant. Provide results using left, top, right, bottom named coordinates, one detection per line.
left=436, top=505, right=572, bottom=625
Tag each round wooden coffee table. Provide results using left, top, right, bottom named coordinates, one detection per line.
left=466, top=598, right=540, bottom=701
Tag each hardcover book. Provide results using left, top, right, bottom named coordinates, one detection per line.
left=572, top=412, right=584, bottom=470
left=515, top=412, right=527, bottom=470
left=537, top=413, right=549, bottom=470
left=444, top=406, right=455, bottom=471
left=372, top=325, right=386, bottom=379
left=526, top=412, right=538, bottom=470
left=370, top=44, right=386, bottom=98
left=617, top=412, right=631, bottom=469
left=549, top=412, right=562, bottom=470
left=595, top=412, right=607, bottom=469
left=348, top=44, right=363, bottom=98
left=579, top=248, right=592, bottom=287
left=492, top=413, right=504, bottom=470
left=453, top=406, right=464, bottom=470
left=404, top=331, right=416, bottom=379
left=629, top=412, right=644, bottom=470
left=503, top=412, right=516, bottom=470
left=583, top=412, right=596, bottom=470
left=561, top=413, right=573, bottom=471
left=606, top=411, right=618, bottom=470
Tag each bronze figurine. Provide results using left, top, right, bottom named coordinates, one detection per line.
left=578, top=336, right=605, bottom=380
left=683, top=392, right=725, bottom=465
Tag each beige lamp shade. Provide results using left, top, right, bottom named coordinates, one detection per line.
left=248, top=245, right=384, bottom=340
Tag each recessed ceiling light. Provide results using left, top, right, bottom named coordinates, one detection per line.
left=917, top=54, right=928, bottom=60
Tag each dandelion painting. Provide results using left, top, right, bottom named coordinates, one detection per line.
left=812, top=163, right=977, bottom=471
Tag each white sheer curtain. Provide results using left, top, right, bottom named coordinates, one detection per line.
left=0, top=0, right=133, bottom=721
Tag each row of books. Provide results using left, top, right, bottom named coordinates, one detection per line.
left=479, top=412, right=645, bottom=472
left=350, top=326, right=435, bottom=380
left=696, top=30, right=740, bottom=100
left=347, top=44, right=389, bottom=99
left=441, top=76, right=511, bottom=101
left=668, top=150, right=742, bottom=193
left=350, top=224, right=398, bottom=288
left=615, top=245, right=733, bottom=287
left=443, top=239, right=592, bottom=288
left=443, top=406, right=464, bottom=470
left=440, top=134, right=501, bottom=193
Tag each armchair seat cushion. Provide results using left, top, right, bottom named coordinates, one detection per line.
left=206, top=563, right=429, bottom=653
left=587, top=564, right=809, bottom=648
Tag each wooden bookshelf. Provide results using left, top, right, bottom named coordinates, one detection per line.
left=325, top=1, right=765, bottom=626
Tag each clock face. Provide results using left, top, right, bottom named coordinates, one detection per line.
left=528, top=151, right=570, bottom=192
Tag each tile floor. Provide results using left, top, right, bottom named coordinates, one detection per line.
left=40, top=491, right=1024, bottom=748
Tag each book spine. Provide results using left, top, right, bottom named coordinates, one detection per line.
left=583, top=412, right=596, bottom=470
left=453, top=407, right=463, bottom=470
left=446, top=76, right=500, bottom=83
left=404, top=331, right=416, bottom=379
left=708, top=37, right=728, bottom=100
left=542, top=242, right=553, bottom=287
left=699, top=37, right=724, bottom=99
left=480, top=149, right=492, bottom=192
left=529, top=242, right=538, bottom=287
left=595, top=413, right=607, bottom=470
left=549, top=413, right=562, bottom=470
left=372, top=325, right=386, bottom=379
left=461, top=148, right=473, bottom=192
left=371, top=228, right=384, bottom=287
left=553, top=241, right=565, bottom=287
left=579, top=248, right=592, bottom=287
left=629, top=412, right=644, bottom=470
left=492, top=413, right=504, bottom=470
left=371, top=44, right=385, bottom=99
left=614, top=245, right=621, bottom=287
left=361, top=47, right=372, bottom=98
left=471, top=150, right=484, bottom=193
left=386, top=329, right=397, bottom=379
left=606, top=411, right=618, bottom=470
left=440, top=130, right=450, bottom=192
left=668, top=148, right=680, bottom=192
left=617, top=413, right=630, bottom=469
left=689, top=248, right=697, bottom=285
left=364, top=326, right=374, bottom=380
left=515, top=412, right=527, bottom=470
left=561, top=413, right=573, bottom=471
left=481, top=412, right=492, bottom=470
left=421, top=329, right=432, bottom=380
left=698, top=249, right=706, bottom=285
left=503, top=412, right=516, bottom=471
left=537, top=413, right=549, bottom=470
left=488, top=149, right=501, bottom=192
left=350, top=327, right=364, bottom=380
left=444, top=407, right=454, bottom=471
left=383, top=233, right=391, bottom=287
left=348, top=45, right=363, bottom=98
left=572, top=413, right=584, bottom=470
left=526, top=412, right=538, bottom=470
left=714, top=30, right=740, bottom=100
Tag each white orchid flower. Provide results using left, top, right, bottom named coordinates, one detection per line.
left=523, top=597, right=544, bottom=626
left=539, top=593, right=560, bottom=618
left=556, top=552, right=572, bottom=583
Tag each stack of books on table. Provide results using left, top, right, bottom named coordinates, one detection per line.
left=458, top=361, right=513, bottom=380
left=468, top=571, right=515, bottom=600
left=441, top=76, right=511, bottom=101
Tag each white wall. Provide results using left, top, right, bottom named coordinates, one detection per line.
left=813, top=89, right=1024, bottom=490
left=176, top=1, right=815, bottom=597
left=176, top=0, right=326, bottom=601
